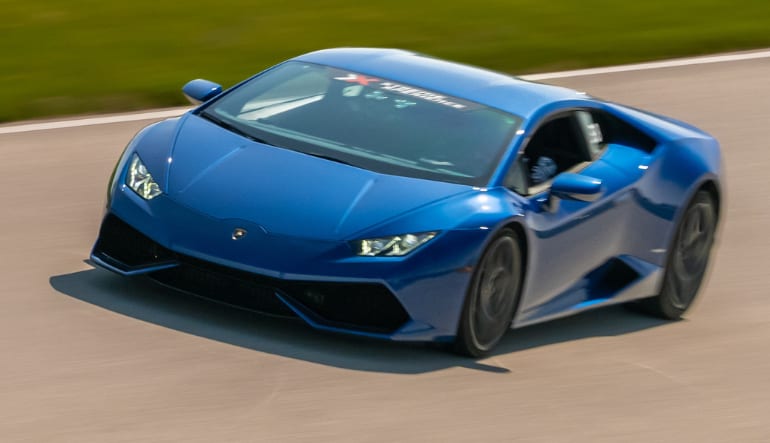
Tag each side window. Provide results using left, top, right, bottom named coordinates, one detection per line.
left=588, top=109, right=657, bottom=152
left=505, top=108, right=659, bottom=196
left=519, top=113, right=591, bottom=192
left=503, top=156, right=529, bottom=195
left=576, top=110, right=605, bottom=159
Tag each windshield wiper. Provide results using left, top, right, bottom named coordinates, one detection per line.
left=200, top=112, right=275, bottom=146
left=304, top=152, right=355, bottom=167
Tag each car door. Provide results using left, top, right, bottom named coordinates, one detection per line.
left=507, top=109, right=646, bottom=322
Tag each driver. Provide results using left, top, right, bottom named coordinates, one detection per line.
left=530, top=156, right=557, bottom=184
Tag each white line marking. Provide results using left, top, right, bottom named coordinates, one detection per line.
left=0, top=107, right=191, bottom=135
left=521, top=49, right=770, bottom=80
left=1, top=49, right=769, bottom=135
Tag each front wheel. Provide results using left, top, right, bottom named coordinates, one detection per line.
left=454, top=229, right=524, bottom=357
left=638, top=190, right=718, bottom=319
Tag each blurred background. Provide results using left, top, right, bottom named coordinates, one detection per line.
left=1, top=0, right=769, bottom=122
left=2, top=2, right=770, bottom=441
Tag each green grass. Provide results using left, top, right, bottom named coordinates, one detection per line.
left=2, top=0, right=769, bottom=122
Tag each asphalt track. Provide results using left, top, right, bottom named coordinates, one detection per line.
left=1, top=53, right=769, bottom=442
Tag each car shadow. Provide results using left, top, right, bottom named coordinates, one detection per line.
left=50, top=266, right=669, bottom=375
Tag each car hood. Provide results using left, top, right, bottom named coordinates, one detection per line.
left=162, top=114, right=470, bottom=240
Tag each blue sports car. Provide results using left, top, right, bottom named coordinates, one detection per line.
left=92, top=48, right=722, bottom=356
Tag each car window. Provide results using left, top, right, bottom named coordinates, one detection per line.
left=199, top=62, right=523, bottom=187
left=516, top=112, right=592, bottom=194
left=575, top=110, right=605, bottom=159
left=588, top=109, right=658, bottom=152
left=238, top=69, right=330, bottom=119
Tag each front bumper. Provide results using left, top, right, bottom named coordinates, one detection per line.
left=91, top=187, right=486, bottom=342
left=93, top=214, right=411, bottom=334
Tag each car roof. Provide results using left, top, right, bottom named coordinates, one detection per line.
left=292, top=48, right=586, bottom=119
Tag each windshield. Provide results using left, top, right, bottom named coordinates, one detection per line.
left=199, top=62, right=522, bottom=186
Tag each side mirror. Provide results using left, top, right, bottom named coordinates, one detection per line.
left=182, top=79, right=223, bottom=105
left=547, top=173, right=603, bottom=211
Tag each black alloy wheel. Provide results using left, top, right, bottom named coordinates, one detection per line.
left=639, top=190, right=718, bottom=319
left=454, top=229, right=523, bottom=357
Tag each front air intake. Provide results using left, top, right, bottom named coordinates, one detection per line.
left=92, top=214, right=176, bottom=271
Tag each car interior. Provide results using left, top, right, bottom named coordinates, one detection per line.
left=514, top=113, right=593, bottom=195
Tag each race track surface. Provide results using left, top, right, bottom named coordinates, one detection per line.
left=1, top=54, right=769, bottom=442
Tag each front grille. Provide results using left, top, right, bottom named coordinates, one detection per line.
left=154, top=255, right=410, bottom=333
left=150, top=261, right=296, bottom=317
left=94, top=214, right=410, bottom=334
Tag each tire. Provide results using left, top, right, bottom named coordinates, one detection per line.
left=638, top=190, right=718, bottom=319
left=454, top=228, right=524, bottom=357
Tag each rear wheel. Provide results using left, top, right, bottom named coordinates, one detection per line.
left=454, top=229, right=523, bottom=357
left=639, top=190, right=717, bottom=319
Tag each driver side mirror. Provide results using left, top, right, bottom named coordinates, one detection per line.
left=547, top=172, right=603, bottom=211
left=182, top=79, right=223, bottom=105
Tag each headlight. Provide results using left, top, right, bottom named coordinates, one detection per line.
left=126, top=153, right=162, bottom=200
left=354, top=232, right=437, bottom=256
